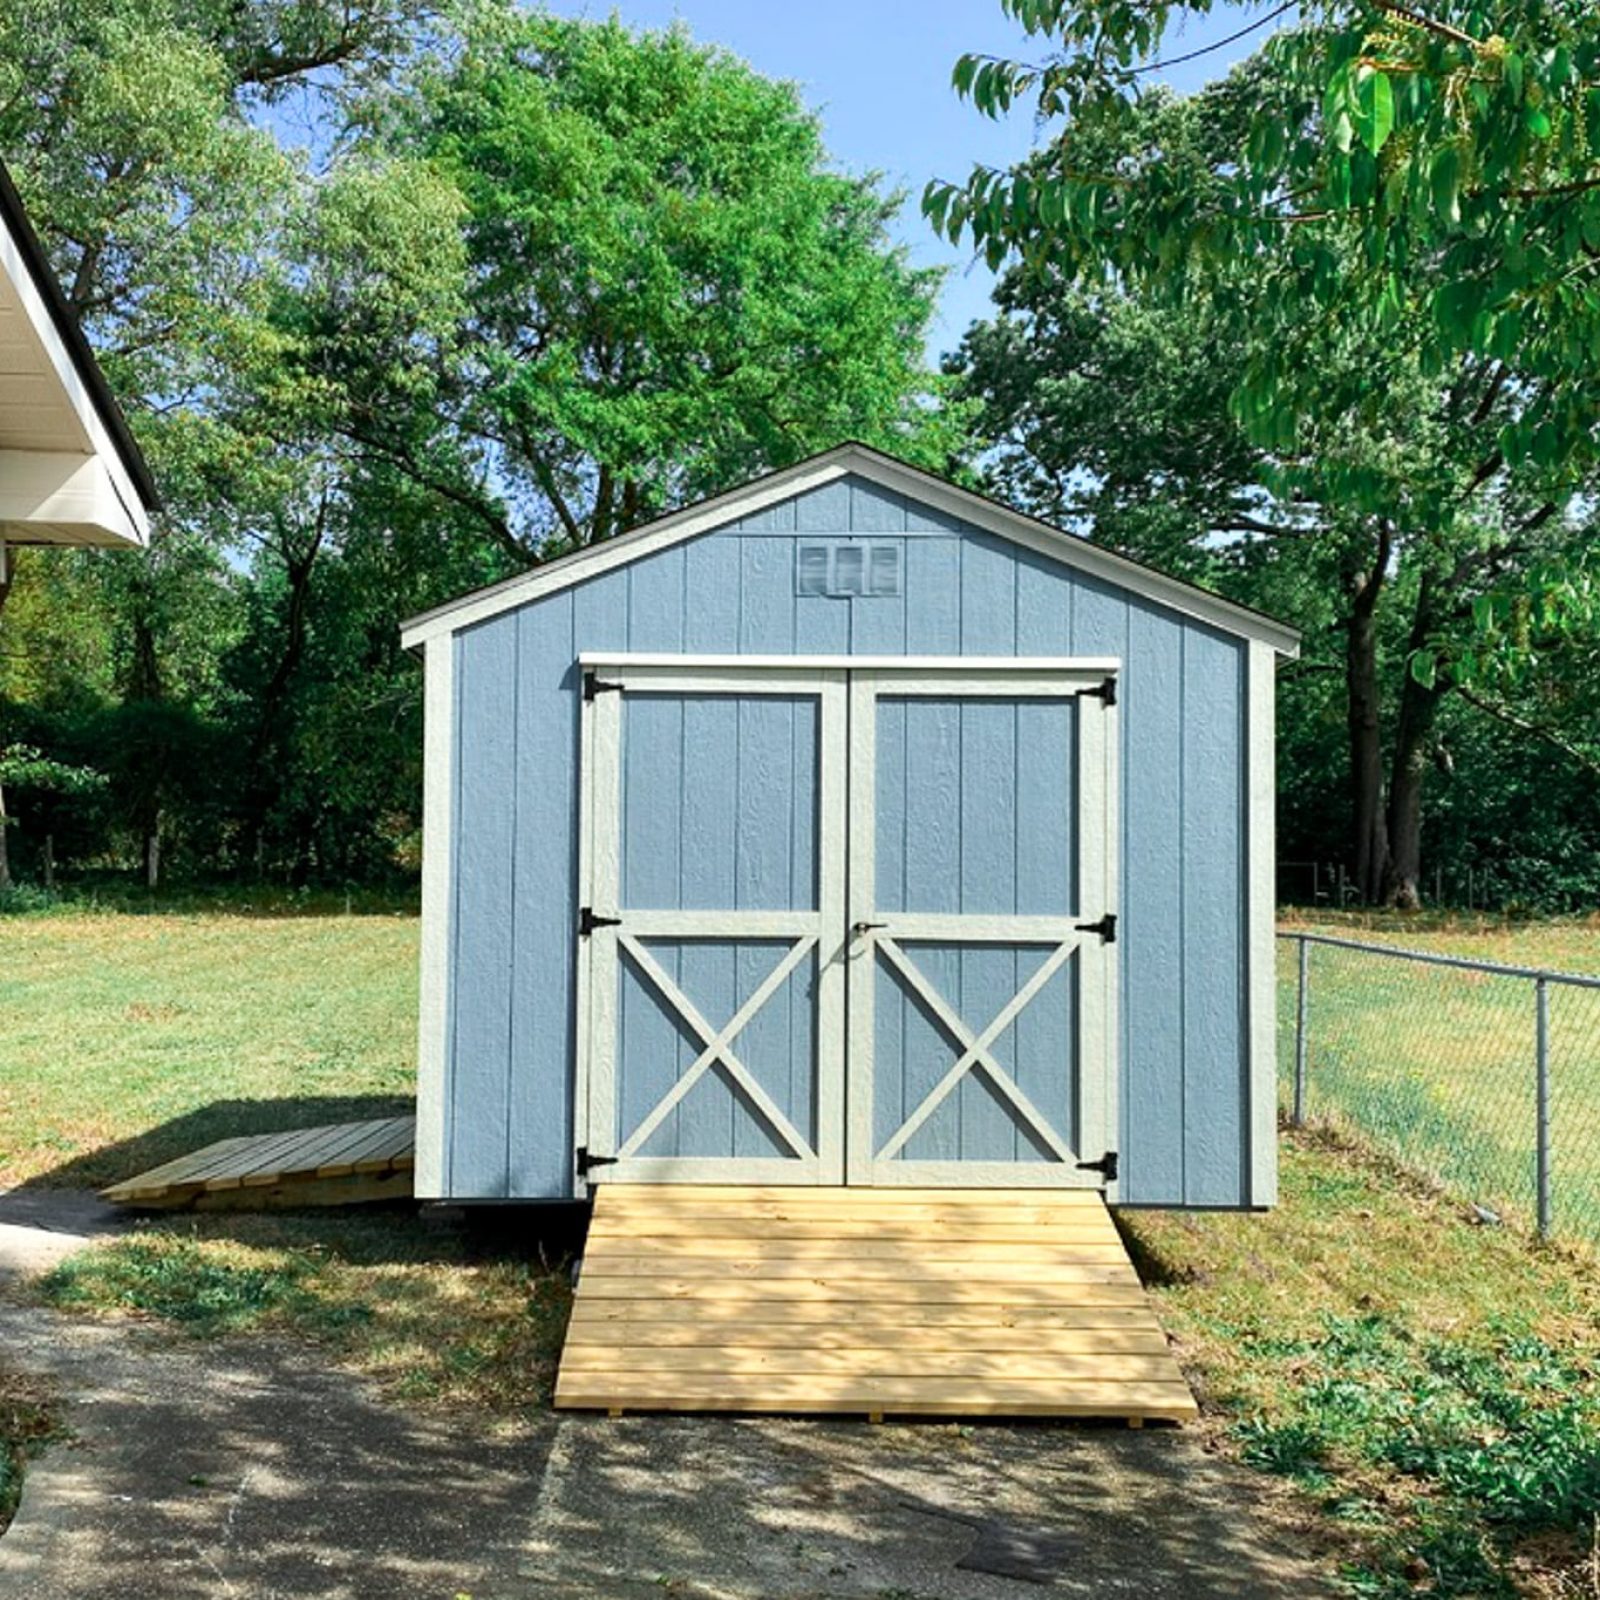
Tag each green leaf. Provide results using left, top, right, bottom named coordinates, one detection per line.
left=1353, top=67, right=1395, bottom=156
left=1409, top=650, right=1438, bottom=690
left=1431, top=145, right=1461, bottom=224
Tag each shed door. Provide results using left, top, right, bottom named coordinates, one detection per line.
left=578, top=658, right=1116, bottom=1191
left=578, top=665, right=848, bottom=1185
left=845, top=669, right=1118, bottom=1189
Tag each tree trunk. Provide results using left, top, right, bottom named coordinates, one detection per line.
left=0, top=780, right=11, bottom=893
left=144, top=824, right=161, bottom=891
left=42, top=832, right=54, bottom=890
left=1345, top=523, right=1392, bottom=902
left=1383, top=577, right=1446, bottom=910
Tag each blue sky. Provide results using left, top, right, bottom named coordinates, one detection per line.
left=544, top=1, right=1281, bottom=362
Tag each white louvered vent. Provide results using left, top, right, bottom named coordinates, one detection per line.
left=833, top=545, right=865, bottom=596
left=795, top=542, right=902, bottom=598
left=796, top=544, right=831, bottom=596
left=868, top=543, right=901, bottom=597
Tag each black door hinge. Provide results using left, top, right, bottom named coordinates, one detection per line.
left=1076, top=1151, right=1119, bottom=1182
left=576, top=1147, right=619, bottom=1178
left=1084, top=675, right=1117, bottom=707
left=583, top=670, right=622, bottom=701
left=1075, top=912, right=1117, bottom=944
left=579, top=906, right=623, bottom=937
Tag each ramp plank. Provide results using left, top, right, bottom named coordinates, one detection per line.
left=102, top=1116, right=416, bottom=1209
left=556, top=1184, right=1197, bottom=1423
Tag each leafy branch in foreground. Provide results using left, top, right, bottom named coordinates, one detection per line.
left=929, top=2, right=1600, bottom=480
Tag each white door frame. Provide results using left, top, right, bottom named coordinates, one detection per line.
left=576, top=659, right=849, bottom=1188
left=844, top=664, right=1120, bottom=1193
left=574, top=653, right=1120, bottom=1194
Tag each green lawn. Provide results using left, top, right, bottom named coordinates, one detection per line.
left=1277, top=912, right=1600, bottom=1242
left=1, top=900, right=575, bottom=1416
left=0, top=904, right=418, bottom=1190
left=10, top=902, right=1600, bottom=1595
left=1126, top=1125, right=1600, bottom=1599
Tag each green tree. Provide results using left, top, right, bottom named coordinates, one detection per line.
left=929, top=2, right=1600, bottom=478
left=359, top=13, right=964, bottom=556
left=952, top=263, right=1600, bottom=905
left=931, top=9, right=1600, bottom=906
left=0, top=745, right=104, bottom=891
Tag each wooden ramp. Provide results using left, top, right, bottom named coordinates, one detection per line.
left=555, top=1185, right=1197, bottom=1423
left=101, top=1116, right=415, bottom=1210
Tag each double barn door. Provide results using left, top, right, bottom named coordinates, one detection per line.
left=576, top=657, right=1118, bottom=1191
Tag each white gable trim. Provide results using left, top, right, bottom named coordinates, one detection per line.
left=399, top=445, right=1300, bottom=655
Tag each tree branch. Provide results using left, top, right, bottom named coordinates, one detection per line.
left=1458, top=687, right=1600, bottom=778
left=1376, top=4, right=1482, bottom=49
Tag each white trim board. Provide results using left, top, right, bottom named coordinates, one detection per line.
left=400, top=444, right=1301, bottom=656
left=413, top=636, right=455, bottom=1198
left=581, top=653, right=1122, bottom=674
left=1245, top=639, right=1279, bottom=1207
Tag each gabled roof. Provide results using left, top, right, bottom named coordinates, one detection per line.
left=0, top=158, right=154, bottom=547
left=400, top=442, right=1300, bottom=656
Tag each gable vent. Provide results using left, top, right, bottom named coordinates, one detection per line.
left=796, top=544, right=831, bottom=597
left=868, top=543, right=901, bottom=597
left=795, top=541, right=902, bottom=598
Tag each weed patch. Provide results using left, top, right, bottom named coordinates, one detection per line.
left=1128, top=1129, right=1600, bottom=1597
left=0, top=1368, right=59, bottom=1534
left=38, top=1214, right=573, bottom=1415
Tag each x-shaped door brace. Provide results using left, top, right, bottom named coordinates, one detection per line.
left=874, top=936, right=1078, bottom=1164
left=615, top=933, right=818, bottom=1160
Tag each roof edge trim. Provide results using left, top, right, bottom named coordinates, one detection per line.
left=0, top=159, right=157, bottom=515
left=400, top=443, right=1300, bottom=657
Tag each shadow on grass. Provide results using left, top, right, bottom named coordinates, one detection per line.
left=0, top=881, right=418, bottom=919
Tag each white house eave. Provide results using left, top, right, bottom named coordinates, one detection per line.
left=0, top=207, right=151, bottom=549
left=400, top=444, right=1301, bottom=657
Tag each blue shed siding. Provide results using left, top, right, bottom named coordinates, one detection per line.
left=444, top=474, right=1252, bottom=1205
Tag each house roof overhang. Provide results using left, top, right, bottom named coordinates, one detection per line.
left=0, top=160, right=155, bottom=549
left=400, top=443, right=1301, bottom=658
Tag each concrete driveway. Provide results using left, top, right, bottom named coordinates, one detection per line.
left=0, top=1299, right=1330, bottom=1600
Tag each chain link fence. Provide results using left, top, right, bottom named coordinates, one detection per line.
left=1278, top=930, right=1600, bottom=1242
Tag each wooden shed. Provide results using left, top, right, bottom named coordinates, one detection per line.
left=401, top=445, right=1299, bottom=1210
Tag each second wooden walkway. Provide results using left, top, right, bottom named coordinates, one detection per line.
left=101, top=1116, right=416, bottom=1210
left=556, top=1184, right=1197, bottom=1423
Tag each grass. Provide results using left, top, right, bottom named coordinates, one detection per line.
left=1276, top=911, right=1600, bottom=1242
left=1, top=900, right=574, bottom=1418
left=0, top=903, right=418, bottom=1189
left=1278, top=908, right=1600, bottom=976
left=11, top=899, right=1600, bottom=1590
left=1124, top=1125, right=1600, bottom=1599
left=36, top=1212, right=574, bottom=1413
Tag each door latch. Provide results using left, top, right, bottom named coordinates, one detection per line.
left=1075, top=913, right=1117, bottom=943
left=852, top=920, right=887, bottom=937
left=579, top=906, right=623, bottom=938
left=1076, top=1151, right=1119, bottom=1182
left=576, top=1147, right=619, bottom=1178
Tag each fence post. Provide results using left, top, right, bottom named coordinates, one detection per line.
left=1293, top=936, right=1310, bottom=1126
left=1536, top=976, right=1551, bottom=1238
